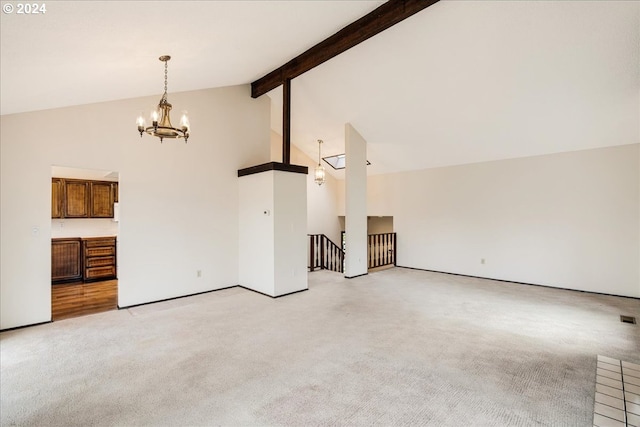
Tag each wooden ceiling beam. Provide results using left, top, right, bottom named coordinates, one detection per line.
left=251, top=0, right=440, bottom=98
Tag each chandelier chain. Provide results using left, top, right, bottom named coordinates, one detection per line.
left=163, top=60, right=168, bottom=101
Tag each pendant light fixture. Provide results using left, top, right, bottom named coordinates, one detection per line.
left=314, top=139, right=326, bottom=186
left=136, top=55, right=190, bottom=143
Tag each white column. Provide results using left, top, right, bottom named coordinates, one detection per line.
left=238, top=168, right=308, bottom=296
left=344, top=123, right=368, bottom=278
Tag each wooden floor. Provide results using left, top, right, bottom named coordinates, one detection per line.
left=51, top=280, right=118, bottom=321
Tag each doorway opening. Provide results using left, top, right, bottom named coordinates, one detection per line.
left=51, top=166, right=119, bottom=320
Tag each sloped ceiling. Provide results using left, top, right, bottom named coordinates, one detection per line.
left=2, top=1, right=638, bottom=176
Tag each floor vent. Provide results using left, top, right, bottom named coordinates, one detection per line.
left=620, top=315, right=636, bottom=324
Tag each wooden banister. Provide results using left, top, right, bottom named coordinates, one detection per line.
left=309, top=232, right=397, bottom=273
left=367, top=232, right=396, bottom=269
left=308, top=234, right=344, bottom=273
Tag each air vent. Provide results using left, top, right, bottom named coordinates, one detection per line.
left=620, top=315, right=636, bottom=324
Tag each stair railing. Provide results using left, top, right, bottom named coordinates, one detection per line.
left=368, top=232, right=396, bottom=269
left=308, top=234, right=344, bottom=273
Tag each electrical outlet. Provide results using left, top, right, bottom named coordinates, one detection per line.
left=481, top=258, right=485, bottom=264
left=196, top=270, right=202, bottom=278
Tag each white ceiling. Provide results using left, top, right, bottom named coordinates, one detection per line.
left=2, top=1, right=638, bottom=177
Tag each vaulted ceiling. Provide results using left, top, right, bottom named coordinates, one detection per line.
left=2, top=1, right=638, bottom=177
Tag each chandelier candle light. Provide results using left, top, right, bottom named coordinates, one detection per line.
left=137, top=55, right=190, bottom=143
left=315, top=139, right=326, bottom=186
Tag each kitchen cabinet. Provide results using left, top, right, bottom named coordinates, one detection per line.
left=113, top=182, right=119, bottom=203
left=52, top=238, right=82, bottom=282
left=51, top=178, right=117, bottom=219
left=52, top=237, right=117, bottom=283
left=51, top=178, right=64, bottom=219
left=64, top=179, right=90, bottom=218
left=90, top=181, right=115, bottom=218
left=83, top=237, right=117, bottom=281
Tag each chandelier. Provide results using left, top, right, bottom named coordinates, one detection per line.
left=136, top=55, right=190, bottom=142
left=314, top=139, right=326, bottom=186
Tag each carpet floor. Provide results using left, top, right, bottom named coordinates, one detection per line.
left=1, top=268, right=639, bottom=426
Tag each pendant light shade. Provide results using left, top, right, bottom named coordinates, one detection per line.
left=315, top=139, right=326, bottom=186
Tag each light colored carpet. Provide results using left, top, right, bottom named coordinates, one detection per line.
left=1, top=268, right=639, bottom=426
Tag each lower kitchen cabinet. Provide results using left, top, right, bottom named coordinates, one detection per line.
left=51, top=236, right=117, bottom=283
left=83, top=237, right=117, bottom=281
left=52, top=238, right=82, bottom=282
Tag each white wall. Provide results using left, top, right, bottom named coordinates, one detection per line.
left=365, top=175, right=395, bottom=217
left=367, top=217, right=393, bottom=235
left=371, top=144, right=639, bottom=297
left=51, top=218, right=118, bottom=239
left=270, top=131, right=342, bottom=246
left=0, top=85, right=270, bottom=329
left=338, top=216, right=393, bottom=235
left=337, top=174, right=395, bottom=219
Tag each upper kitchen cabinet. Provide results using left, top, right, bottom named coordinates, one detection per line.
left=51, top=178, right=64, bottom=218
left=90, top=181, right=115, bottom=218
left=113, top=182, right=118, bottom=203
left=64, top=179, right=90, bottom=218
left=52, top=178, right=117, bottom=219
